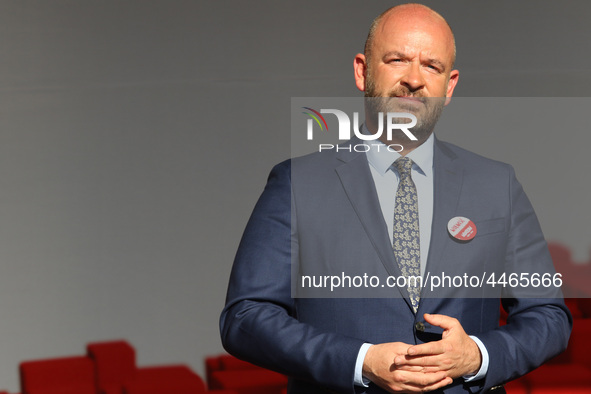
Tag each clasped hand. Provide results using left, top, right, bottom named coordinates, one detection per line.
left=362, top=313, right=482, bottom=393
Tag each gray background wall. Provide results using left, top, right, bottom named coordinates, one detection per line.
left=0, top=0, right=589, bottom=391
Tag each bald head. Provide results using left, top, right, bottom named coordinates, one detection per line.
left=353, top=3, right=460, bottom=150
left=364, top=4, right=456, bottom=67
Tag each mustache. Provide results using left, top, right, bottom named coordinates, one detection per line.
left=387, top=88, right=426, bottom=102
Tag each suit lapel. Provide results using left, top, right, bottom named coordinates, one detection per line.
left=334, top=139, right=410, bottom=302
left=332, top=138, right=464, bottom=311
left=419, top=138, right=463, bottom=310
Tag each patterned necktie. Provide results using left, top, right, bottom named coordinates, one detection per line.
left=392, top=157, right=421, bottom=313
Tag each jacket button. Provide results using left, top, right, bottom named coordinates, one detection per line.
left=415, top=322, right=425, bottom=332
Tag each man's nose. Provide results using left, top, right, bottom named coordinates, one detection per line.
left=400, top=62, right=425, bottom=92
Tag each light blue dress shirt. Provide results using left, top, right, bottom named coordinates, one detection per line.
left=353, top=131, right=489, bottom=386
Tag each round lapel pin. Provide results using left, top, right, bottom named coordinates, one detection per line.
left=447, top=216, right=477, bottom=241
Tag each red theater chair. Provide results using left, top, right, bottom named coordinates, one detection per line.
left=524, top=363, right=591, bottom=389
left=123, top=365, right=236, bottom=393
left=504, top=380, right=527, bottom=394
left=205, top=355, right=257, bottom=386
left=19, top=355, right=96, bottom=394
left=508, top=318, right=591, bottom=393
left=88, top=340, right=225, bottom=394
left=209, top=370, right=287, bottom=394
left=124, top=365, right=215, bottom=394
left=206, top=354, right=287, bottom=394
left=87, top=341, right=135, bottom=394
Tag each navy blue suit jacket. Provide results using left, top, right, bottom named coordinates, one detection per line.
left=220, top=137, right=571, bottom=393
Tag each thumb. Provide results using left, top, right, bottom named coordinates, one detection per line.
left=423, top=313, right=458, bottom=331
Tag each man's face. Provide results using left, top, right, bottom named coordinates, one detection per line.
left=355, top=8, right=459, bottom=140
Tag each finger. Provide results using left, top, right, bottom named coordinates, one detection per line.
left=394, top=354, right=445, bottom=367
left=392, top=364, right=428, bottom=372
left=404, top=376, right=454, bottom=392
left=423, top=313, right=459, bottom=330
left=406, top=341, right=446, bottom=356
left=395, top=365, right=449, bottom=374
left=418, top=365, right=452, bottom=373
left=397, top=363, right=453, bottom=374
left=394, top=370, right=449, bottom=388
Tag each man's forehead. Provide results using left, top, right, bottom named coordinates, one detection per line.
left=373, top=10, right=455, bottom=63
left=377, top=9, right=451, bottom=41
left=379, top=4, right=447, bottom=28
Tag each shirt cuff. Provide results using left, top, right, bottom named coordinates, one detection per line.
left=463, top=335, right=489, bottom=382
left=354, top=343, right=373, bottom=387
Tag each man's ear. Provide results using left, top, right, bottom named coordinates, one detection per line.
left=444, top=69, right=459, bottom=106
left=353, top=53, right=367, bottom=92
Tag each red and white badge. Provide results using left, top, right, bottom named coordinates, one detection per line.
left=447, top=216, right=477, bottom=241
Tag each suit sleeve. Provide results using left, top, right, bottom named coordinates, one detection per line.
left=219, top=160, right=365, bottom=393
left=474, top=165, right=572, bottom=391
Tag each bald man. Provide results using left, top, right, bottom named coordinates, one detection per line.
left=221, top=4, right=571, bottom=393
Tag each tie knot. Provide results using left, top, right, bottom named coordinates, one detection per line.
left=393, top=157, right=413, bottom=176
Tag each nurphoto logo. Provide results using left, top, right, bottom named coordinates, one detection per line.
left=301, top=107, right=417, bottom=152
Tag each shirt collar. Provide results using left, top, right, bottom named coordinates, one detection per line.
left=365, top=124, right=434, bottom=177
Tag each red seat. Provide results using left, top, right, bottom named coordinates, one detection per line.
left=518, top=318, right=591, bottom=392
left=565, top=298, right=584, bottom=319
left=124, top=365, right=205, bottom=394
left=206, top=354, right=287, bottom=394
left=504, top=379, right=527, bottom=394
left=19, top=356, right=96, bottom=394
left=87, top=340, right=135, bottom=394
left=569, top=318, right=591, bottom=369
left=209, top=369, right=287, bottom=394
left=126, top=366, right=237, bottom=394
left=88, top=340, right=210, bottom=394
left=524, top=363, right=591, bottom=387
left=205, top=355, right=257, bottom=386
left=530, top=388, right=591, bottom=394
